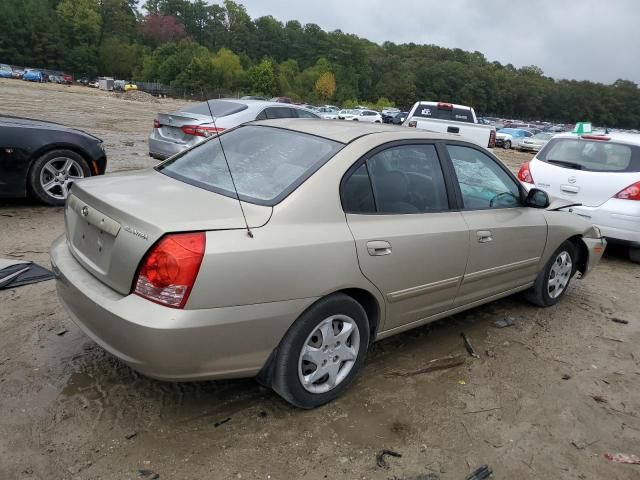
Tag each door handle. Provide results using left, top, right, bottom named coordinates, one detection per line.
left=476, top=230, right=493, bottom=243
left=366, top=240, right=392, bottom=256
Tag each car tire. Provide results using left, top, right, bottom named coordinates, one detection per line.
left=524, top=241, right=577, bottom=307
left=629, top=246, right=640, bottom=263
left=504, top=140, right=511, bottom=150
left=28, top=149, right=91, bottom=206
left=271, top=293, right=370, bottom=409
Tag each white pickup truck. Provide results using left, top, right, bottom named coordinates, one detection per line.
left=404, top=101, right=496, bottom=149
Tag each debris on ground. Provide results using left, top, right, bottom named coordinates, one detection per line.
left=55, top=328, right=68, bottom=336
left=214, top=417, right=231, bottom=428
left=125, top=431, right=137, bottom=440
left=458, top=379, right=467, bottom=385
left=604, top=453, right=640, bottom=464
left=138, top=469, right=160, bottom=479
left=0, top=259, right=55, bottom=289
left=461, top=332, right=480, bottom=358
left=562, top=373, right=572, bottom=380
left=385, top=355, right=465, bottom=377
left=610, top=317, right=630, bottom=325
left=571, top=439, right=599, bottom=450
left=376, top=448, right=402, bottom=468
left=592, top=395, right=608, bottom=404
left=114, top=90, right=160, bottom=103
left=493, top=317, right=516, bottom=328
left=464, top=464, right=493, bottom=479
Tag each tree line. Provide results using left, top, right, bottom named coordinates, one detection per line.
left=1, top=0, right=639, bottom=128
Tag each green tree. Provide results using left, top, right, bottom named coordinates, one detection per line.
left=315, top=72, right=336, bottom=100
left=211, top=47, right=244, bottom=90
left=248, top=58, right=277, bottom=96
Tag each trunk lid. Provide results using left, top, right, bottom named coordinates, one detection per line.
left=156, top=111, right=212, bottom=145
left=65, top=169, right=271, bottom=294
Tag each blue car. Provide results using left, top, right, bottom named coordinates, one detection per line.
left=23, top=69, right=43, bottom=82
left=0, top=64, right=13, bottom=79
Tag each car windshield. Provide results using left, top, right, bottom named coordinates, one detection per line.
left=157, top=125, right=343, bottom=205
left=538, top=138, right=640, bottom=172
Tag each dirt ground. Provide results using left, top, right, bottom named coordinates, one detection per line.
left=1, top=79, right=639, bottom=480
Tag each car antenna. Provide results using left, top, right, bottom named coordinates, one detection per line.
left=201, top=87, right=253, bottom=238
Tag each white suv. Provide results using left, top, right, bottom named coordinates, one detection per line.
left=517, top=132, right=640, bottom=261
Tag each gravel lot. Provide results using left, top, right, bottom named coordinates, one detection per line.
left=1, top=79, right=639, bottom=480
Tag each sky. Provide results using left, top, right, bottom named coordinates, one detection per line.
left=236, top=0, right=640, bottom=84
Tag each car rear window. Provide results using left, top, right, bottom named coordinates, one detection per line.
left=537, top=138, right=640, bottom=172
left=157, top=125, right=343, bottom=205
left=412, top=104, right=474, bottom=123
left=182, top=100, right=248, bottom=118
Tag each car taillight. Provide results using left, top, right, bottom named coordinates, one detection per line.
left=488, top=129, right=496, bottom=148
left=181, top=125, right=225, bottom=137
left=408, top=120, right=417, bottom=128
left=134, top=232, right=206, bottom=309
left=517, top=161, right=534, bottom=183
left=153, top=118, right=161, bottom=129
left=614, top=181, right=640, bottom=201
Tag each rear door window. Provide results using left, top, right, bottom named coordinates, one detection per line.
left=295, top=109, right=319, bottom=118
left=538, top=138, right=640, bottom=172
left=265, top=107, right=297, bottom=119
left=342, top=144, right=449, bottom=214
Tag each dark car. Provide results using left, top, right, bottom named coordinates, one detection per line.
left=0, top=116, right=107, bottom=206
left=392, top=111, right=409, bottom=125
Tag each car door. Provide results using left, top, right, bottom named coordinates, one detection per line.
left=444, top=143, right=547, bottom=307
left=342, top=143, right=470, bottom=330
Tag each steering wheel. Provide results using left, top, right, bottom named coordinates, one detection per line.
left=489, top=191, right=518, bottom=208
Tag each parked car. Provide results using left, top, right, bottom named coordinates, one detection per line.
left=337, top=109, right=358, bottom=120
left=241, top=95, right=268, bottom=101
left=51, top=119, right=605, bottom=408
left=148, top=99, right=319, bottom=160
left=11, top=67, right=24, bottom=79
left=348, top=109, right=383, bottom=123
left=404, top=101, right=496, bottom=149
left=22, top=69, right=43, bottom=82
left=88, top=80, right=99, bottom=88
left=0, top=64, right=12, bottom=78
left=496, top=128, right=533, bottom=149
left=315, top=107, right=339, bottom=119
left=124, top=82, right=138, bottom=92
left=60, top=73, right=73, bottom=85
left=519, top=132, right=554, bottom=152
left=0, top=115, right=106, bottom=206
left=518, top=132, right=639, bottom=261
left=392, top=111, right=409, bottom=125
left=381, top=111, right=399, bottom=123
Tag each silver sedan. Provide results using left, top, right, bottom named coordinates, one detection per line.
left=52, top=120, right=606, bottom=408
left=148, top=99, right=319, bottom=160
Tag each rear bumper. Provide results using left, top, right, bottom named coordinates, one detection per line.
left=147, top=130, right=195, bottom=160
left=571, top=199, right=640, bottom=244
left=50, top=235, right=313, bottom=381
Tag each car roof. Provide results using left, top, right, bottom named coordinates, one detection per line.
left=203, top=99, right=313, bottom=111
left=552, top=131, right=640, bottom=147
left=251, top=118, right=461, bottom=144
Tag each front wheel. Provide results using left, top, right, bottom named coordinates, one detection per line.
left=504, top=140, right=512, bottom=149
left=524, top=241, right=577, bottom=307
left=271, top=294, right=370, bottom=409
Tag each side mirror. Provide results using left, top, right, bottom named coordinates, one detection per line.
left=526, top=188, right=550, bottom=209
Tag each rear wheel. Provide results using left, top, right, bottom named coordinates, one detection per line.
left=629, top=246, right=640, bottom=263
left=28, top=149, right=90, bottom=206
left=504, top=140, right=512, bottom=149
left=525, top=241, right=577, bottom=307
left=271, top=294, right=370, bottom=409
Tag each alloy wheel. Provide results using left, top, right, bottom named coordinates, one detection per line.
left=40, top=157, right=85, bottom=200
left=298, top=314, right=361, bottom=394
left=547, top=251, right=572, bottom=298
